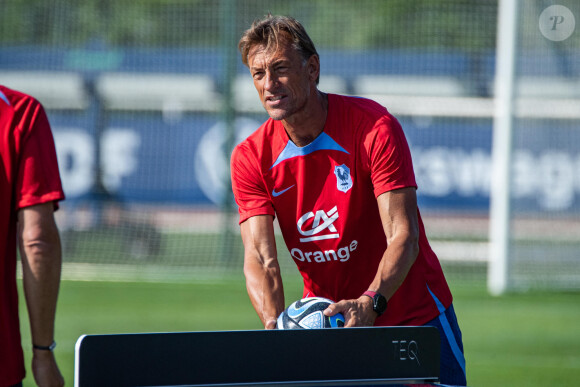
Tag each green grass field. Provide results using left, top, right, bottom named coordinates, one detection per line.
left=18, top=277, right=580, bottom=386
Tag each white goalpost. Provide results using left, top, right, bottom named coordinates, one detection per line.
left=488, top=0, right=519, bottom=295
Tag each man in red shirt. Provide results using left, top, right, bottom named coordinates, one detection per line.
left=231, top=15, right=466, bottom=385
left=1, top=86, right=65, bottom=387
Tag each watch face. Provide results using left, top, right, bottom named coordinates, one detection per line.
left=374, top=294, right=387, bottom=315
left=363, top=291, right=387, bottom=316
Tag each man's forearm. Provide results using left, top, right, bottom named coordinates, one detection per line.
left=373, top=188, right=420, bottom=300
left=18, top=204, right=62, bottom=347
left=370, top=235, right=419, bottom=300
left=244, top=258, right=285, bottom=328
left=22, top=251, right=61, bottom=346
left=240, top=215, right=285, bottom=328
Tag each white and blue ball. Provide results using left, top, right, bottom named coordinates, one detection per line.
left=276, top=297, right=345, bottom=329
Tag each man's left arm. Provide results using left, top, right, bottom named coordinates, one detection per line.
left=18, top=202, right=65, bottom=387
left=324, top=187, right=419, bottom=327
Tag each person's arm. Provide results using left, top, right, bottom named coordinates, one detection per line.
left=240, top=215, right=285, bottom=329
left=325, top=187, right=420, bottom=327
left=18, top=202, right=65, bottom=387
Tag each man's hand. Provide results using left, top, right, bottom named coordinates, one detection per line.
left=264, top=318, right=277, bottom=330
left=32, top=349, right=65, bottom=387
left=323, top=296, right=377, bottom=327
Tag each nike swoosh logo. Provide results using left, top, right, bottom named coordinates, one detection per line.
left=272, top=185, right=295, bottom=197
left=287, top=298, right=324, bottom=318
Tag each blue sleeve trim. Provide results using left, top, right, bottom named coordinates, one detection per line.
left=0, top=90, right=11, bottom=106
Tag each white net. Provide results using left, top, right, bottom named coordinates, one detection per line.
left=3, top=0, right=578, bottom=290
left=507, top=2, right=580, bottom=290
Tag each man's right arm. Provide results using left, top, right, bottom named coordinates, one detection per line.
left=240, top=215, right=285, bottom=329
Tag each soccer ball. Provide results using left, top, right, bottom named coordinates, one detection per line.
left=276, top=297, right=345, bottom=329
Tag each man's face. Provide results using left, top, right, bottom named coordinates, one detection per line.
left=247, top=41, right=317, bottom=121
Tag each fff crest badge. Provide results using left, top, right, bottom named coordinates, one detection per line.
left=334, top=164, right=353, bottom=193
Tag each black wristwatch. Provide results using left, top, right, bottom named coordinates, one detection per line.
left=33, top=341, right=56, bottom=351
left=363, top=291, right=387, bottom=316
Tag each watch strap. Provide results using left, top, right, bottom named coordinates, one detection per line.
left=33, top=341, right=56, bottom=351
left=362, top=290, right=387, bottom=316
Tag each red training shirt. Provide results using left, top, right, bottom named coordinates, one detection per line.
left=231, top=94, right=452, bottom=327
left=0, top=86, right=65, bottom=385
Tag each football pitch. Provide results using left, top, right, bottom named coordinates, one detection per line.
left=18, top=278, right=580, bottom=386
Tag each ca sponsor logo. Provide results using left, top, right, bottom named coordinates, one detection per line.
left=297, top=206, right=339, bottom=242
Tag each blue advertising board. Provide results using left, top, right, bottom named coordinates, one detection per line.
left=49, top=112, right=580, bottom=213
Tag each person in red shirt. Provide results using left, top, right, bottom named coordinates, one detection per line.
left=0, top=86, right=65, bottom=387
left=231, top=15, right=466, bottom=385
